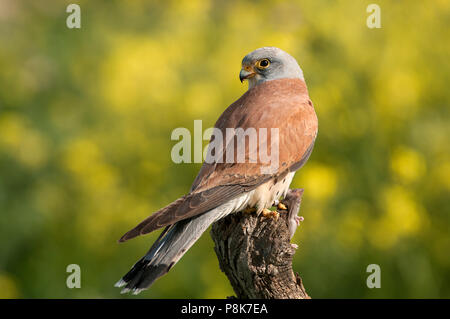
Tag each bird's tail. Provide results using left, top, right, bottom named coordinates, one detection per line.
left=115, top=205, right=230, bottom=294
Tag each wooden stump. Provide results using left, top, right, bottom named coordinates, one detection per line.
left=210, top=188, right=310, bottom=299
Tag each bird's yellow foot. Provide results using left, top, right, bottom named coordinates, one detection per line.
left=277, top=202, right=287, bottom=210
left=262, top=208, right=279, bottom=220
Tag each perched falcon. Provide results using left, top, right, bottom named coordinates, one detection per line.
left=115, top=47, right=318, bottom=294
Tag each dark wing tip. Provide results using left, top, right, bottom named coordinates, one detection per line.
left=118, top=229, right=141, bottom=243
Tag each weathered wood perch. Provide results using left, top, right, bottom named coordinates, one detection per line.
left=210, top=188, right=310, bottom=299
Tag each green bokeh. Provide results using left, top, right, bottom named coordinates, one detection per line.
left=0, top=0, right=449, bottom=298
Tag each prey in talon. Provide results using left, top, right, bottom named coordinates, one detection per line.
left=281, top=188, right=305, bottom=239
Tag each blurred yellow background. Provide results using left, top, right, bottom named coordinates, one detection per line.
left=0, top=0, right=449, bottom=298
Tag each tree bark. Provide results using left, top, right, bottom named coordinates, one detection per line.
left=210, top=188, right=310, bottom=299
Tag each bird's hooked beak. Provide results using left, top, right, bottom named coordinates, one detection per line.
left=239, top=65, right=256, bottom=83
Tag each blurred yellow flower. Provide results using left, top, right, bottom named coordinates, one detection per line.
left=62, top=138, right=118, bottom=192
left=101, top=37, right=180, bottom=112
left=0, top=114, right=25, bottom=148
left=295, top=163, right=337, bottom=201
left=185, top=82, right=221, bottom=117
left=0, top=113, right=48, bottom=168
left=390, top=146, right=426, bottom=184
left=369, top=185, right=428, bottom=249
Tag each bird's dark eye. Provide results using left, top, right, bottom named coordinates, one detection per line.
left=256, top=59, right=270, bottom=69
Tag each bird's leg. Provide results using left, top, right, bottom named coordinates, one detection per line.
left=280, top=188, right=304, bottom=240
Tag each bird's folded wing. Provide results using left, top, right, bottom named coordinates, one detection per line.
left=118, top=175, right=271, bottom=242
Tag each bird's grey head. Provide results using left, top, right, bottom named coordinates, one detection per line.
left=239, top=47, right=304, bottom=90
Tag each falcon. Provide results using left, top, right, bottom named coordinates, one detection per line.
left=115, top=47, right=318, bottom=294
